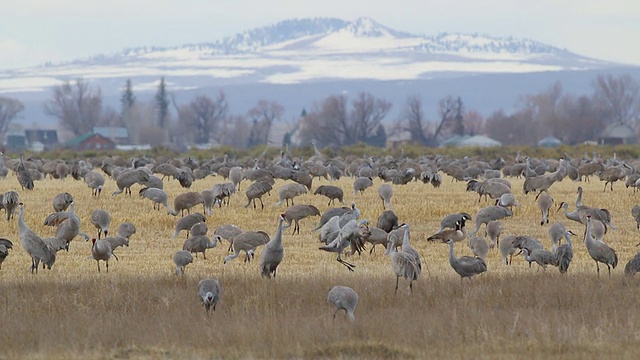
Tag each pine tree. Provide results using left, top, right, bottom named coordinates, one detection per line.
left=155, top=77, right=169, bottom=128
left=120, top=79, right=135, bottom=116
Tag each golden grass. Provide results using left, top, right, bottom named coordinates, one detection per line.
left=2, top=172, right=640, bottom=359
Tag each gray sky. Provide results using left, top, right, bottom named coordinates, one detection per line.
left=1, top=0, right=639, bottom=69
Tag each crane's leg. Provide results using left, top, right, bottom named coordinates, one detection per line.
left=394, top=276, right=399, bottom=295
left=409, top=281, right=413, bottom=294
left=596, top=261, right=600, bottom=276
left=97, top=261, right=101, bottom=273
left=607, top=264, right=611, bottom=277
left=106, top=261, right=109, bottom=273
left=603, top=182, right=608, bottom=192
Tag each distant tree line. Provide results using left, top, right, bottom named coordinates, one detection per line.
left=1, top=73, right=637, bottom=149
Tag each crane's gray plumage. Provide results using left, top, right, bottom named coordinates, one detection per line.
left=585, top=215, right=618, bottom=277
left=284, top=204, right=320, bottom=235
left=522, top=248, right=557, bottom=271
left=198, top=278, right=222, bottom=315
left=173, top=250, right=193, bottom=276
left=139, top=187, right=175, bottom=214
left=118, top=222, right=136, bottom=239
left=224, top=231, right=269, bottom=264
left=327, top=286, right=358, bottom=321
left=18, top=203, right=55, bottom=273
left=314, top=185, right=344, bottom=206
left=632, top=205, right=640, bottom=231
left=444, top=239, right=487, bottom=281
left=183, top=234, right=219, bottom=259
left=378, top=183, right=393, bottom=209
left=103, top=236, right=129, bottom=250
left=0, top=238, right=14, bottom=269
left=537, top=193, right=553, bottom=226
left=16, top=154, right=34, bottom=191
left=244, top=181, right=273, bottom=209
left=376, top=210, right=399, bottom=233
left=275, top=183, right=307, bottom=207
left=3, top=190, right=19, bottom=221
left=172, top=213, right=207, bottom=239
left=470, top=206, right=513, bottom=236
left=52, top=192, right=74, bottom=213
left=83, top=171, right=105, bottom=197
left=172, top=192, right=205, bottom=216
left=214, top=224, right=243, bottom=252
left=91, top=237, right=118, bottom=273
left=90, top=209, right=111, bottom=239
left=555, top=230, right=574, bottom=274
left=112, top=169, right=149, bottom=196
left=624, top=252, right=640, bottom=276
left=486, top=220, right=502, bottom=248
left=353, top=177, right=373, bottom=195
left=468, top=236, right=489, bottom=260
left=385, top=234, right=420, bottom=295
left=260, top=214, right=288, bottom=278
left=319, top=219, right=369, bottom=272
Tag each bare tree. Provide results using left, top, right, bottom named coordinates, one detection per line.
left=0, top=97, right=24, bottom=141
left=399, top=95, right=430, bottom=145
left=247, top=100, right=284, bottom=148
left=592, top=74, right=640, bottom=125
left=432, top=95, right=463, bottom=145
left=44, top=79, right=103, bottom=136
left=179, top=92, right=228, bottom=144
left=224, top=115, right=251, bottom=148
left=350, top=92, right=392, bottom=144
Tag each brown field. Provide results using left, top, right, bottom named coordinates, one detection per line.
left=2, top=171, right=640, bottom=359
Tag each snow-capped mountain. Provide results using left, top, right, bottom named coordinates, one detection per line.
left=0, top=17, right=611, bottom=95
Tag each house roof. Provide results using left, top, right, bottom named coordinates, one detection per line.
left=538, top=136, right=563, bottom=147
left=459, top=135, right=502, bottom=147
left=24, top=129, right=58, bottom=144
left=65, top=132, right=114, bottom=147
left=93, top=127, right=129, bottom=139
left=600, top=123, right=636, bottom=139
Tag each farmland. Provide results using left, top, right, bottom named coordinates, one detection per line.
left=1, top=164, right=640, bottom=359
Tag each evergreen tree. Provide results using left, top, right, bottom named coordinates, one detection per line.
left=120, top=78, right=135, bottom=116
left=155, top=77, right=169, bottom=128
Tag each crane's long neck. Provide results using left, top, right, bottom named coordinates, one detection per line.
left=585, top=220, right=593, bottom=245
left=401, top=226, right=410, bottom=252
left=208, top=236, right=218, bottom=249
left=564, top=233, right=573, bottom=249
left=576, top=188, right=583, bottom=208
left=17, top=206, right=28, bottom=236
left=448, top=241, right=457, bottom=267
left=272, top=218, right=284, bottom=247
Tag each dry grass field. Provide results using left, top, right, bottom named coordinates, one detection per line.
left=2, top=169, right=640, bottom=359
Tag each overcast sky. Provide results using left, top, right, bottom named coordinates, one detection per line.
left=1, top=0, right=639, bottom=69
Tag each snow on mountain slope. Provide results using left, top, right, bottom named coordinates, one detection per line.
left=0, top=17, right=614, bottom=94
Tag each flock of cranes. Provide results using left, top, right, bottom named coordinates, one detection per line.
left=3, top=148, right=640, bottom=319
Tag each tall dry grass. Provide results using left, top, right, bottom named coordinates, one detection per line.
left=1, top=172, right=640, bottom=359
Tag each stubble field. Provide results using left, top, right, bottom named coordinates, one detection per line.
left=1, top=169, right=640, bottom=359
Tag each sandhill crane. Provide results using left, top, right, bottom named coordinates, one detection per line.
left=173, top=250, right=193, bottom=276
left=500, top=235, right=518, bottom=265
left=469, top=206, right=513, bottom=236
left=223, top=231, right=269, bottom=264
left=521, top=248, right=557, bottom=271
left=0, top=238, right=13, bottom=269
left=376, top=210, right=399, bottom=233
left=558, top=202, right=616, bottom=231
left=3, top=190, right=19, bottom=220
left=183, top=235, right=219, bottom=260
left=486, top=220, right=502, bottom=248
left=90, top=209, right=111, bottom=239
left=438, top=212, right=472, bottom=232
left=327, top=286, right=358, bottom=321
left=91, top=238, right=118, bottom=273
left=585, top=215, right=618, bottom=277
left=313, top=202, right=360, bottom=231
left=353, top=177, right=373, bottom=195
left=52, top=192, right=74, bottom=212
left=632, top=205, right=640, bottom=231
left=139, top=187, right=175, bottom=214
left=17, top=203, right=55, bottom=273
left=83, top=171, right=105, bottom=197
left=428, top=219, right=467, bottom=243
left=171, top=213, right=207, bottom=239
left=212, top=182, right=236, bottom=207
left=112, top=169, right=149, bottom=196
left=118, top=222, right=136, bottom=239
left=260, top=214, right=288, bottom=278
left=548, top=223, right=567, bottom=252
left=495, top=192, right=520, bottom=211
left=319, top=219, right=369, bottom=272
left=244, top=181, right=273, bottom=209
left=537, top=193, right=553, bottom=226
left=468, top=236, right=489, bottom=260
left=555, top=230, right=574, bottom=274
left=385, top=234, right=420, bottom=295
left=44, top=202, right=88, bottom=243
left=378, top=184, right=393, bottom=209
left=214, top=224, right=243, bottom=253
left=190, top=222, right=208, bottom=237
left=198, top=278, right=222, bottom=315
left=314, top=185, right=344, bottom=206
left=173, top=192, right=205, bottom=216
left=365, top=226, right=389, bottom=254
left=16, top=154, right=34, bottom=191
left=103, top=236, right=129, bottom=250
left=284, top=204, right=320, bottom=235
left=229, top=166, right=243, bottom=191
left=42, top=237, right=69, bottom=253
left=398, top=223, right=421, bottom=273
left=201, top=190, right=215, bottom=216
left=444, top=239, right=487, bottom=282
left=274, top=183, right=307, bottom=207
left=624, top=252, right=640, bottom=276
left=599, top=164, right=631, bottom=191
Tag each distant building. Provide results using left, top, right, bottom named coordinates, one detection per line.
left=93, top=127, right=129, bottom=144
left=386, top=130, right=413, bottom=149
left=459, top=135, right=502, bottom=147
left=24, top=129, right=59, bottom=150
left=5, top=131, right=27, bottom=151
left=65, top=133, right=116, bottom=151
left=599, top=122, right=636, bottom=145
left=538, top=136, right=563, bottom=148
